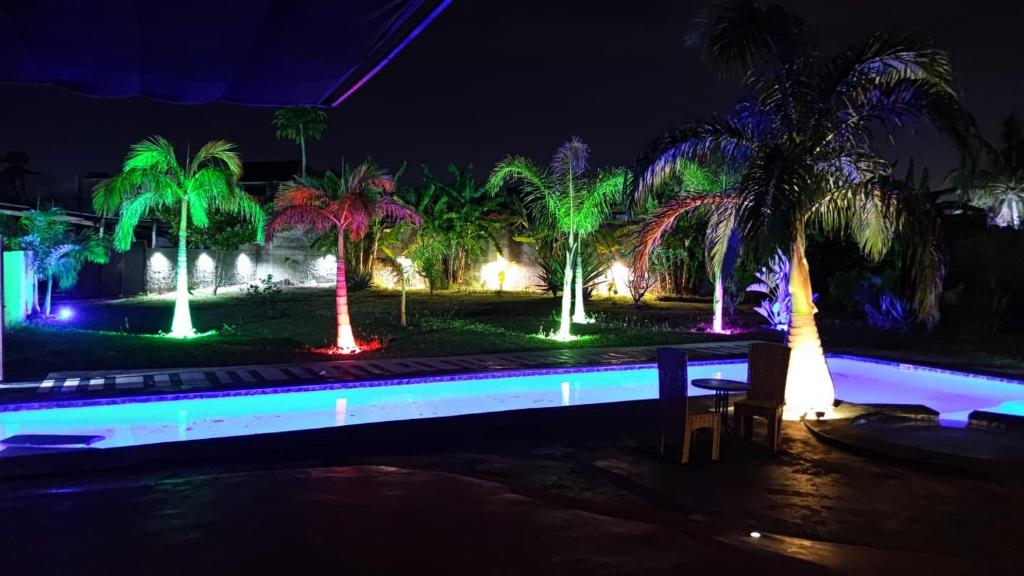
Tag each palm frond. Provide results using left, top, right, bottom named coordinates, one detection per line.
left=266, top=183, right=335, bottom=240
left=632, top=194, right=735, bottom=279
left=191, top=140, right=242, bottom=179
left=113, top=191, right=169, bottom=251
left=123, top=136, right=179, bottom=176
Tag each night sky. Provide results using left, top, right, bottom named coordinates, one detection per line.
left=1, top=0, right=1020, bottom=193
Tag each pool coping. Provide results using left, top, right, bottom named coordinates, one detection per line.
left=0, top=341, right=759, bottom=408
left=4, top=349, right=1024, bottom=413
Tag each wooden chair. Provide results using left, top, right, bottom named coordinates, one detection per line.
left=733, top=342, right=791, bottom=452
left=657, top=348, right=720, bottom=463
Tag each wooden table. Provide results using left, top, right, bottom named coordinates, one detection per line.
left=691, top=378, right=751, bottom=432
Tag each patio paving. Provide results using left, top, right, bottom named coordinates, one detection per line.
left=0, top=340, right=758, bottom=404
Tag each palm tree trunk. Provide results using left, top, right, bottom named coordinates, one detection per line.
left=557, top=243, right=575, bottom=339
left=335, top=231, right=358, bottom=351
left=170, top=200, right=195, bottom=337
left=44, top=276, right=53, bottom=317
left=300, top=125, right=307, bottom=178
left=400, top=282, right=407, bottom=328
left=32, top=276, right=40, bottom=313
left=712, top=271, right=724, bottom=333
left=784, top=230, right=835, bottom=418
left=572, top=242, right=588, bottom=323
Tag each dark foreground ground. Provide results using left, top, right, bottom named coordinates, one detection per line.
left=2, top=399, right=1021, bottom=575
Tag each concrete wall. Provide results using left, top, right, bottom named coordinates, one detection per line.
left=144, top=245, right=340, bottom=293
left=3, top=250, right=30, bottom=326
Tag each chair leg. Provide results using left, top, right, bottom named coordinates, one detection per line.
left=681, top=423, right=692, bottom=464
left=711, top=419, right=721, bottom=461
left=767, top=414, right=779, bottom=453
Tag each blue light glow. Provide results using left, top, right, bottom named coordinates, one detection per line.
left=2, top=356, right=1023, bottom=456
left=56, top=306, right=73, bottom=321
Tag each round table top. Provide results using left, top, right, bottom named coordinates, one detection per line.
left=691, top=378, right=751, bottom=393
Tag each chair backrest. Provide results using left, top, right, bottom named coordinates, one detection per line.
left=657, top=347, right=689, bottom=439
left=747, top=342, right=791, bottom=404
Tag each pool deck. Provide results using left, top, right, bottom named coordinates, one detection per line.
left=0, top=340, right=758, bottom=406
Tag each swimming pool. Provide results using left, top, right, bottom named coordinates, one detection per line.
left=2, top=355, right=1023, bottom=456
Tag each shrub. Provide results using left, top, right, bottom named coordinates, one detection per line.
left=346, top=269, right=373, bottom=293
left=536, top=246, right=608, bottom=298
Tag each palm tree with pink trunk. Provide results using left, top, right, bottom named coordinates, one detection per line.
left=267, top=162, right=420, bottom=353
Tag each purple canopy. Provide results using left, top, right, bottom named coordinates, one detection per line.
left=0, top=0, right=449, bottom=106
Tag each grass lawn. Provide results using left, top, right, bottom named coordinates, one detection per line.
left=5, top=288, right=771, bottom=380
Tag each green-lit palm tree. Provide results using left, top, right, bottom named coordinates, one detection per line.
left=634, top=161, right=738, bottom=332
left=273, top=107, right=328, bottom=177
left=267, top=162, right=420, bottom=353
left=488, top=137, right=629, bottom=339
left=634, top=0, right=971, bottom=417
left=96, top=137, right=264, bottom=337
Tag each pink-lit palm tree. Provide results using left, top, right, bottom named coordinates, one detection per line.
left=267, top=162, right=420, bottom=353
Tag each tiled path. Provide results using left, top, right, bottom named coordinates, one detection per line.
left=0, top=340, right=758, bottom=405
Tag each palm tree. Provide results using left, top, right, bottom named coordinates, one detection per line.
left=488, top=137, right=629, bottom=339
left=267, top=162, right=420, bottom=353
left=634, top=161, right=737, bottom=332
left=273, top=107, right=328, bottom=177
left=19, top=207, right=69, bottom=314
left=962, top=113, right=1024, bottom=228
left=377, top=249, right=414, bottom=328
left=96, top=137, right=264, bottom=337
left=633, top=0, right=971, bottom=417
left=41, top=229, right=109, bottom=316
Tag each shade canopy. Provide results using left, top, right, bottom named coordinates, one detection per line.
left=0, top=0, right=449, bottom=106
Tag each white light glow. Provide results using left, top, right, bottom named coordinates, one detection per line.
left=149, top=251, right=172, bottom=273
left=605, top=261, right=631, bottom=296
left=481, top=256, right=524, bottom=290
left=312, top=255, right=337, bottom=283
left=235, top=253, right=255, bottom=282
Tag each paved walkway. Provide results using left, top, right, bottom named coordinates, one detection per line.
left=0, top=340, right=757, bottom=405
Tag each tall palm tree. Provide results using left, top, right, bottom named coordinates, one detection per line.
left=41, top=229, right=109, bottom=317
left=96, top=137, right=264, bottom=337
left=633, top=0, right=971, bottom=417
left=267, top=162, right=420, bottom=353
left=273, top=107, right=328, bottom=177
left=488, top=137, right=629, bottom=339
left=634, top=161, right=737, bottom=332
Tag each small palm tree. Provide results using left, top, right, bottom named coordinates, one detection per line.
left=96, top=137, right=264, bottom=337
left=273, top=107, right=328, bottom=177
left=634, top=0, right=971, bottom=417
left=267, top=162, right=420, bottom=353
left=20, top=208, right=71, bottom=314
left=377, top=249, right=415, bottom=328
left=41, top=230, right=109, bottom=316
left=488, top=138, right=628, bottom=339
left=634, top=161, right=737, bottom=332
left=961, top=114, right=1024, bottom=228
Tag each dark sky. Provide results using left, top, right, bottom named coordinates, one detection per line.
left=1, top=0, right=1021, bottom=192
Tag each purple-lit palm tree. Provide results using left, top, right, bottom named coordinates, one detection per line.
left=267, top=162, right=420, bottom=353
left=633, top=0, right=973, bottom=417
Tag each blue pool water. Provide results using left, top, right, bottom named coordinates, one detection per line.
left=1, top=356, right=1023, bottom=455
